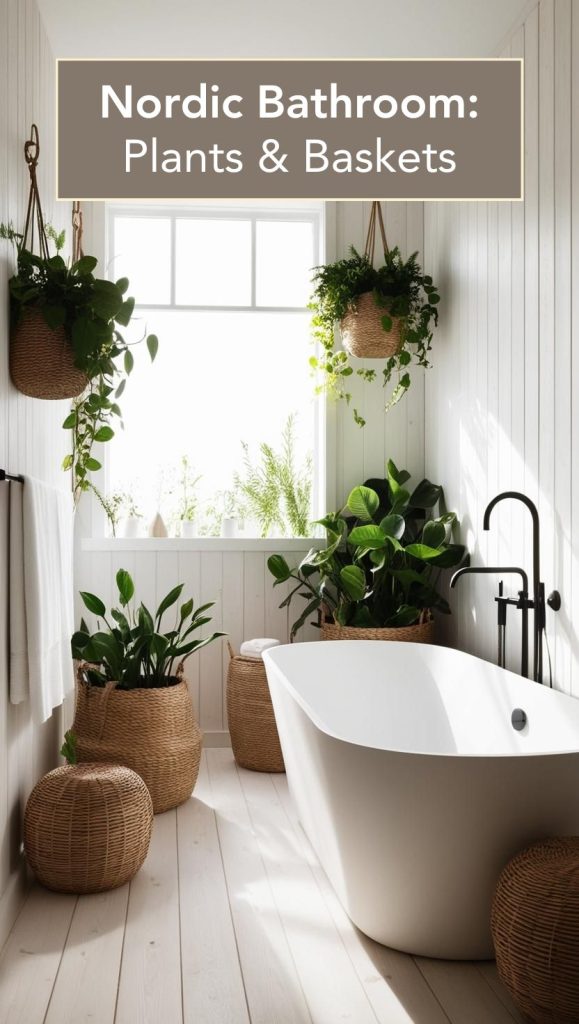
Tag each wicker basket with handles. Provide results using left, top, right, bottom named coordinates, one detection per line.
left=73, top=664, right=202, bottom=814
left=226, top=642, right=285, bottom=773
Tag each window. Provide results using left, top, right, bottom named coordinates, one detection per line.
left=105, top=203, right=324, bottom=539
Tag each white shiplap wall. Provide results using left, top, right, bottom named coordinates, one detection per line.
left=75, top=200, right=426, bottom=738
left=0, top=0, right=70, bottom=942
left=425, top=0, right=577, bottom=693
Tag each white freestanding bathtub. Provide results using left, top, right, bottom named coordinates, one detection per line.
left=263, top=641, right=579, bottom=959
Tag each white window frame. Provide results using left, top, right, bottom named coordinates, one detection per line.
left=81, top=200, right=335, bottom=550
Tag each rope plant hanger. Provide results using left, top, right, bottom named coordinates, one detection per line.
left=340, top=200, right=404, bottom=360
left=8, top=123, right=88, bottom=400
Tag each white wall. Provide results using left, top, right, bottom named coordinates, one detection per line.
left=75, top=199, right=425, bottom=740
left=0, top=0, right=69, bottom=942
left=425, top=0, right=577, bottom=693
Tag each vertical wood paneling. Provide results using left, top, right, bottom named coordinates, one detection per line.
left=425, top=0, right=578, bottom=694
left=0, top=0, right=69, bottom=938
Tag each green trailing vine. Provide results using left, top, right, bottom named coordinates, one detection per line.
left=1, top=222, right=159, bottom=503
left=309, top=245, right=440, bottom=426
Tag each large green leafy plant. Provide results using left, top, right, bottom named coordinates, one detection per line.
left=309, top=246, right=440, bottom=425
left=268, top=460, right=466, bottom=638
left=71, top=569, right=224, bottom=689
left=0, top=223, right=158, bottom=502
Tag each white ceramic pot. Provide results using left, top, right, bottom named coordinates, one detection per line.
left=122, top=517, right=141, bottom=539
left=180, top=520, right=197, bottom=538
left=221, top=517, right=238, bottom=538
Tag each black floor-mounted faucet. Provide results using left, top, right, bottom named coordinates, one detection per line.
left=451, top=491, right=561, bottom=685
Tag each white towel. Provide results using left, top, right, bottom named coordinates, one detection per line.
left=240, top=638, right=280, bottom=659
left=9, top=483, right=29, bottom=703
left=10, top=476, right=75, bottom=723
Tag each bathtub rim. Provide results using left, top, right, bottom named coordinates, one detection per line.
left=263, top=640, right=579, bottom=761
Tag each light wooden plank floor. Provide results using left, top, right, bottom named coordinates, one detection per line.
left=0, top=750, right=525, bottom=1024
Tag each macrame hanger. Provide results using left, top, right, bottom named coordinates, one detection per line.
left=72, top=201, right=84, bottom=262
left=363, top=201, right=389, bottom=265
left=21, top=124, right=49, bottom=260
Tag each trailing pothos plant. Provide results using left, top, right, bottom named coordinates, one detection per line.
left=309, top=246, right=440, bottom=425
left=0, top=222, right=158, bottom=503
left=268, top=460, right=466, bottom=638
left=71, top=568, right=225, bottom=689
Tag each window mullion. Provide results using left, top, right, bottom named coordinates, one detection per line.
left=251, top=215, right=257, bottom=308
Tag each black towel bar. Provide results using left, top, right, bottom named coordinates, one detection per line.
left=0, top=470, right=24, bottom=483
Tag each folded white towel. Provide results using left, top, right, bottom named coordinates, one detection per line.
left=9, top=483, right=29, bottom=704
left=240, top=638, right=281, bottom=659
left=10, top=476, right=75, bottom=723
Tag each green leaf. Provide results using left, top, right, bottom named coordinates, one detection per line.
left=348, top=524, right=385, bottom=549
left=346, top=485, right=379, bottom=522
left=339, top=564, right=366, bottom=601
left=267, top=554, right=291, bottom=582
left=115, top=379, right=126, bottom=399
left=62, top=412, right=76, bottom=430
left=43, top=305, right=66, bottom=330
left=116, top=276, right=129, bottom=294
left=72, top=255, right=98, bottom=275
left=422, top=520, right=445, bottom=548
left=85, top=457, right=102, bottom=472
left=386, top=460, right=411, bottom=487
left=409, top=478, right=443, bottom=509
left=116, top=569, right=135, bottom=607
left=388, top=605, right=420, bottom=627
left=124, top=350, right=134, bottom=375
left=379, top=514, right=405, bottom=539
left=115, top=297, right=135, bottom=327
left=381, top=314, right=393, bottom=332
left=94, top=426, right=114, bottom=443
left=138, top=603, right=155, bottom=634
left=156, top=584, right=184, bottom=621
left=147, top=334, right=159, bottom=361
left=405, top=543, right=445, bottom=561
left=80, top=591, right=106, bottom=617
left=427, top=543, right=467, bottom=568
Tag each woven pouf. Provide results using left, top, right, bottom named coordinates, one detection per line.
left=226, top=644, right=285, bottom=772
left=24, top=763, right=153, bottom=894
left=491, top=838, right=579, bottom=1024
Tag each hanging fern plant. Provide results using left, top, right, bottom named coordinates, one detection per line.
left=309, top=203, right=440, bottom=427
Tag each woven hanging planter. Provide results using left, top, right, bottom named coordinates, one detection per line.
left=23, top=763, right=153, bottom=894
left=321, top=615, right=434, bottom=644
left=340, top=201, right=405, bottom=360
left=8, top=125, right=88, bottom=400
left=226, top=643, right=285, bottom=773
left=72, top=669, right=203, bottom=814
left=11, top=309, right=87, bottom=399
left=491, top=838, right=579, bottom=1024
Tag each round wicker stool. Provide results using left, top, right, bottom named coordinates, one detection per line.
left=226, top=643, right=285, bottom=773
left=491, top=837, right=579, bottom=1024
left=24, top=763, right=153, bottom=894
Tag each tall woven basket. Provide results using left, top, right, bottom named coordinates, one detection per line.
left=24, top=763, right=153, bottom=894
left=73, top=670, right=202, bottom=813
left=226, top=643, right=285, bottom=773
left=10, top=310, right=87, bottom=399
left=321, top=616, right=435, bottom=644
left=341, top=292, right=405, bottom=359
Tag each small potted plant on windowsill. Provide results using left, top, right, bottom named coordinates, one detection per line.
left=309, top=203, right=440, bottom=426
left=172, top=456, right=201, bottom=538
left=71, top=569, right=225, bottom=813
left=268, top=460, right=466, bottom=641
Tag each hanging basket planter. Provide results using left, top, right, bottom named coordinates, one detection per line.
left=10, top=310, right=87, bottom=399
left=341, top=292, right=405, bottom=359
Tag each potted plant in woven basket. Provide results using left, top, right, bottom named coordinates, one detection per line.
left=309, top=201, right=440, bottom=425
left=70, top=568, right=225, bottom=813
left=0, top=127, right=159, bottom=504
left=268, top=460, right=466, bottom=641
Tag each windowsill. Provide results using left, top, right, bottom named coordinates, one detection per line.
left=81, top=537, right=323, bottom=553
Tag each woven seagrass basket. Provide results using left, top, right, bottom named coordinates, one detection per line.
left=491, top=837, right=579, bottom=1024
left=10, top=310, right=87, bottom=399
left=340, top=291, right=405, bottom=359
left=226, top=643, right=285, bottom=773
left=24, top=763, right=153, bottom=894
left=321, top=615, right=434, bottom=644
left=73, top=670, right=202, bottom=813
